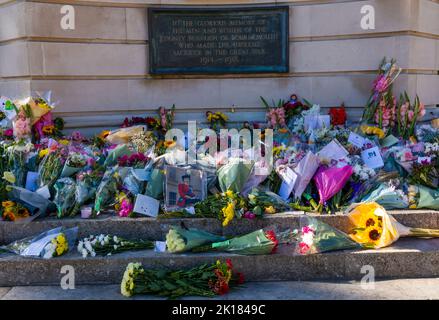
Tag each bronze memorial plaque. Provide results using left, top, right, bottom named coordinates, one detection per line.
left=148, top=6, right=289, bottom=74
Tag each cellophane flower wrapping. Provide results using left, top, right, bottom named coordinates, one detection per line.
left=38, top=149, right=65, bottom=188
left=292, top=151, right=320, bottom=199
left=73, top=169, right=103, bottom=215
left=7, top=186, right=51, bottom=219
left=53, top=177, right=77, bottom=218
left=296, top=215, right=360, bottom=254
left=346, top=202, right=400, bottom=249
left=122, top=167, right=145, bottom=195
left=360, top=183, right=408, bottom=209
left=1, top=226, right=78, bottom=259
left=314, top=165, right=353, bottom=204
left=104, top=144, right=133, bottom=167
left=60, top=152, right=87, bottom=177
left=105, top=125, right=146, bottom=145
left=217, top=158, right=254, bottom=193
left=165, top=226, right=225, bottom=253
left=409, top=185, right=439, bottom=209
left=93, top=167, right=122, bottom=214
left=209, top=229, right=279, bottom=255
left=145, top=167, right=164, bottom=200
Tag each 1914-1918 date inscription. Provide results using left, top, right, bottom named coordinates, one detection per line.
left=148, top=6, right=289, bottom=74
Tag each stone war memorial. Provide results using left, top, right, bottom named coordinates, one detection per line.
left=1, top=0, right=439, bottom=303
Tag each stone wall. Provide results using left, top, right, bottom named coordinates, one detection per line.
left=1, top=0, right=438, bottom=134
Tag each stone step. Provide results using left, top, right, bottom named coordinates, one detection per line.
left=1, top=210, right=438, bottom=244
left=1, top=238, right=439, bottom=286
left=4, top=278, right=439, bottom=300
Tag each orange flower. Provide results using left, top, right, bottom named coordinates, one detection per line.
left=164, top=140, right=176, bottom=148
left=98, top=130, right=111, bottom=140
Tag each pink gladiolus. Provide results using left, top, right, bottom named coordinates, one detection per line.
left=408, top=110, right=415, bottom=122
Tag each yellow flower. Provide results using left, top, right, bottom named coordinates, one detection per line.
left=98, top=130, right=111, bottom=140
left=2, top=171, right=16, bottom=184
left=58, top=139, right=69, bottom=145
left=360, top=125, right=385, bottom=139
left=53, top=234, right=68, bottom=256
left=225, top=190, right=235, bottom=199
left=42, top=125, right=55, bottom=135
left=264, top=206, right=276, bottom=214
left=39, top=148, right=49, bottom=158
left=2, top=201, right=15, bottom=208
left=278, top=128, right=288, bottom=134
left=221, top=201, right=236, bottom=227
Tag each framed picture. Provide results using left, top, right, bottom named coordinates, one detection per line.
left=164, top=166, right=207, bottom=211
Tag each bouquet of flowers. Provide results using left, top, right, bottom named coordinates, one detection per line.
left=60, top=152, right=87, bottom=177
left=360, top=182, right=408, bottom=209
left=295, top=215, right=360, bottom=255
left=93, top=167, right=122, bottom=215
left=0, top=227, right=77, bottom=259
left=362, top=57, right=401, bottom=125
left=6, top=142, right=33, bottom=187
left=78, top=234, right=154, bottom=257
left=165, top=226, right=225, bottom=253
left=261, top=97, right=286, bottom=128
left=38, top=148, right=65, bottom=188
left=329, top=104, right=347, bottom=126
left=408, top=185, right=439, bottom=210
left=206, top=111, right=228, bottom=131
left=193, top=229, right=295, bottom=255
left=53, top=177, right=77, bottom=218
left=347, top=202, right=439, bottom=249
left=194, top=190, right=246, bottom=226
left=313, top=165, right=353, bottom=205
left=1, top=200, right=30, bottom=221
left=69, top=168, right=104, bottom=216
left=217, top=158, right=254, bottom=194
left=118, top=152, right=149, bottom=168
left=121, top=259, right=244, bottom=298
left=247, top=188, right=290, bottom=215
left=396, top=92, right=425, bottom=139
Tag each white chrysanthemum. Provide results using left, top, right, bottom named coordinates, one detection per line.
left=113, top=236, right=119, bottom=243
left=85, top=241, right=93, bottom=252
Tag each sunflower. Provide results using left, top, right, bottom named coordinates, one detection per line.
left=42, top=125, right=55, bottom=135
left=17, top=207, right=29, bottom=217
